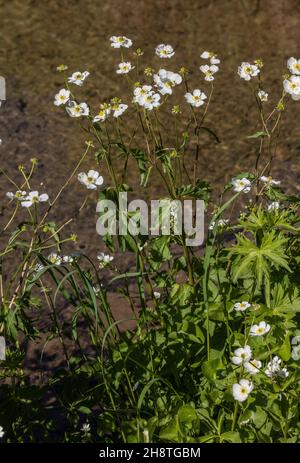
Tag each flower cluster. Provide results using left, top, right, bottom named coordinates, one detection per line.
left=93, top=98, right=128, bottom=122
left=283, top=58, right=300, bottom=101
left=153, top=69, right=182, bottom=95
left=7, top=190, right=49, bottom=208
left=265, top=356, right=289, bottom=379
left=133, top=85, right=161, bottom=110
left=200, top=50, right=220, bottom=81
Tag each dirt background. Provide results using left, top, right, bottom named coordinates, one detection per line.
left=0, top=0, right=300, bottom=380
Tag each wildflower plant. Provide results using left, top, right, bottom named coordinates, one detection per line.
left=0, top=38, right=300, bottom=444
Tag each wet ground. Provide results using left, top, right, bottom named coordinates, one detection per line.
left=1, top=0, right=300, bottom=379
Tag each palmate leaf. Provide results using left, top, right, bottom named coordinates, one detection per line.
left=228, top=231, right=291, bottom=304
left=271, top=282, right=300, bottom=313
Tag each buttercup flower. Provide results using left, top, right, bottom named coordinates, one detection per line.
left=234, top=301, right=251, bottom=312
left=153, top=69, right=182, bottom=95
left=287, top=57, right=300, bottom=75
left=93, top=103, right=111, bottom=123
left=34, top=263, right=44, bottom=273
left=209, top=218, right=229, bottom=230
left=68, top=71, right=90, bottom=86
left=260, top=176, right=281, bottom=186
left=6, top=190, right=27, bottom=201
left=21, top=191, right=49, bottom=208
left=200, top=51, right=220, bottom=65
left=250, top=321, right=270, bottom=337
left=78, top=170, right=103, bottom=190
left=47, top=253, right=62, bottom=266
left=238, top=62, right=260, bottom=81
left=283, top=75, right=300, bottom=100
left=97, top=252, right=114, bottom=267
left=155, top=44, right=175, bottom=59
left=110, top=36, right=132, bottom=48
left=232, top=379, right=254, bottom=402
left=66, top=101, right=89, bottom=118
left=0, top=426, right=4, bottom=438
left=54, top=89, right=70, bottom=106
left=133, top=85, right=152, bottom=102
left=258, top=90, right=268, bottom=102
left=111, top=99, right=128, bottom=118
left=63, top=256, right=74, bottom=264
left=232, top=177, right=251, bottom=193
left=137, top=91, right=161, bottom=110
left=200, top=64, right=219, bottom=81
left=265, top=356, right=289, bottom=378
left=184, top=89, right=207, bottom=108
left=268, top=201, right=280, bottom=212
left=244, top=359, right=262, bottom=375
left=231, top=346, right=252, bottom=365
left=116, top=62, right=135, bottom=74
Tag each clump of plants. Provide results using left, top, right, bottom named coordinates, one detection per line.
left=0, top=38, right=299, bottom=443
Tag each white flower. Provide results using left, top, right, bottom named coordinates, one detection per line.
left=209, top=218, right=229, bottom=230
left=200, top=64, right=219, bottom=81
left=155, top=44, right=175, bottom=59
left=200, top=51, right=220, bottom=65
left=112, top=102, right=128, bottom=118
left=34, top=263, right=44, bottom=273
left=0, top=425, right=4, bottom=438
left=153, top=291, right=161, bottom=299
left=232, top=177, right=251, bottom=193
left=47, top=253, right=62, bottom=266
left=78, top=170, right=103, bottom=190
left=137, top=92, right=161, bottom=110
left=234, top=301, right=251, bottom=312
left=66, top=101, right=89, bottom=118
left=265, top=356, right=289, bottom=378
left=238, top=62, right=260, bottom=81
left=133, top=85, right=153, bottom=103
left=259, top=176, right=281, bottom=186
left=93, top=103, right=111, bottom=123
left=68, top=71, right=90, bottom=86
left=110, top=36, right=132, bottom=48
left=21, top=191, right=49, bottom=208
left=250, top=321, right=270, bottom=337
left=54, top=88, right=70, bottom=106
left=244, top=359, right=262, bottom=375
left=116, top=62, right=135, bottom=74
left=63, top=256, right=74, bottom=264
left=258, top=90, right=268, bottom=102
left=287, top=57, right=300, bottom=75
left=81, top=423, right=91, bottom=433
left=232, top=379, right=254, bottom=402
left=6, top=190, right=27, bottom=201
left=283, top=75, right=300, bottom=100
left=268, top=201, right=280, bottom=212
left=97, top=252, right=114, bottom=267
left=153, top=69, right=182, bottom=95
left=231, top=346, right=252, bottom=365
left=291, top=335, right=300, bottom=345
left=184, top=89, right=207, bottom=108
